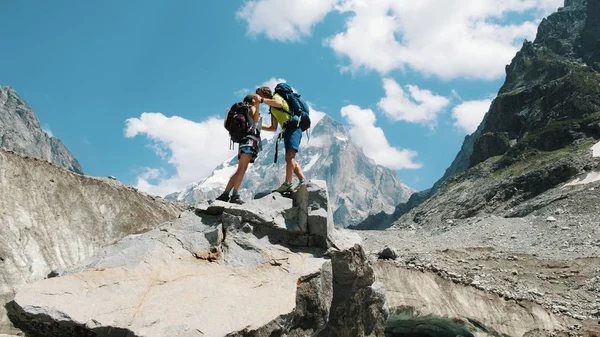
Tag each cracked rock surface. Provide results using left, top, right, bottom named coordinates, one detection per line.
left=6, top=183, right=385, bottom=337
left=0, top=149, right=188, bottom=334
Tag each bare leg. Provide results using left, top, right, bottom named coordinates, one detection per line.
left=285, top=150, right=305, bottom=183
left=232, top=153, right=252, bottom=190
left=224, top=176, right=235, bottom=193
left=293, top=159, right=305, bottom=181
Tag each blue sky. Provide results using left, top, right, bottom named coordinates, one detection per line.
left=0, top=0, right=563, bottom=195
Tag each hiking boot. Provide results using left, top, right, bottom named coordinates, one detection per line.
left=215, top=193, right=229, bottom=202
left=229, top=194, right=245, bottom=205
left=294, top=180, right=306, bottom=191
left=275, top=182, right=293, bottom=193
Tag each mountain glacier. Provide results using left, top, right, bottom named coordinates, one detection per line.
left=166, top=113, right=415, bottom=227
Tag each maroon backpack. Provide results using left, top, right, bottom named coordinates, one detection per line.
left=225, top=102, right=254, bottom=143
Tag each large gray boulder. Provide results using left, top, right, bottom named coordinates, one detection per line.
left=6, top=181, right=383, bottom=337
left=0, top=149, right=187, bottom=334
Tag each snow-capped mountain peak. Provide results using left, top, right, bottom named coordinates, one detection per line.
left=166, top=113, right=415, bottom=227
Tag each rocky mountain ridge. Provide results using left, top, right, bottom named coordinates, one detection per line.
left=347, top=0, right=600, bottom=334
left=0, top=86, right=83, bottom=174
left=356, top=0, right=600, bottom=230
left=400, top=0, right=600, bottom=224
left=167, top=114, right=415, bottom=228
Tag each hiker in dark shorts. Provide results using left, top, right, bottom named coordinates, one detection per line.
left=216, top=94, right=262, bottom=204
left=254, top=86, right=306, bottom=193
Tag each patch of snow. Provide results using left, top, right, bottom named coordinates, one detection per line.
left=593, top=140, right=600, bottom=157
left=176, top=179, right=205, bottom=201
left=563, top=142, right=600, bottom=188
left=303, top=154, right=321, bottom=172
left=175, top=156, right=237, bottom=198
left=197, top=158, right=236, bottom=189
left=563, top=171, right=600, bottom=187
left=335, top=135, right=348, bottom=142
left=302, top=135, right=328, bottom=148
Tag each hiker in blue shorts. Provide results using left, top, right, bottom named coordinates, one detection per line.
left=255, top=86, right=306, bottom=193
left=216, top=94, right=262, bottom=204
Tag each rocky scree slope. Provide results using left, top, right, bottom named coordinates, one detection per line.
left=356, top=0, right=600, bottom=230
left=358, top=180, right=600, bottom=336
left=168, top=114, right=414, bottom=228
left=0, top=149, right=188, bottom=335
left=0, top=86, right=82, bottom=174
left=6, top=181, right=389, bottom=337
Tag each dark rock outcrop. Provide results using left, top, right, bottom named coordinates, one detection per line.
left=319, top=245, right=388, bottom=337
left=471, top=0, right=600, bottom=167
left=0, top=86, right=83, bottom=174
left=359, top=0, right=600, bottom=228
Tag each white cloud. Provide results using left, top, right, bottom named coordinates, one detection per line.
left=124, top=112, right=237, bottom=197
left=234, top=88, right=251, bottom=97
left=326, top=0, right=563, bottom=79
left=377, top=78, right=450, bottom=126
left=258, top=77, right=288, bottom=93
left=236, top=0, right=337, bottom=41
left=236, top=0, right=562, bottom=79
left=452, top=98, right=493, bottom=134
left=340, top=104, right=422, bottom=170
left=42, top=126, right=53, bottom=138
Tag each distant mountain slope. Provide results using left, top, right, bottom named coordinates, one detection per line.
left=392, top=0, right=600, bottom=226
left=353, top=118, right=488, bottom=230
left=356, top=0, right=600, bottom=229
left=167, top=114, right=415, bottom=227
left=0, top=86, right=83, bottom=174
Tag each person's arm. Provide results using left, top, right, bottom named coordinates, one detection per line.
left=255, top=94, right=288, bottom=111
left=250, top=100, right=260, bottom=123
left=223, top=108, right=229, bottom=128
left=261, top=114, right=278, bottom=132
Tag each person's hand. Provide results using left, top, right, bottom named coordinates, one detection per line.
left=254, top=94, right=263, bottom=104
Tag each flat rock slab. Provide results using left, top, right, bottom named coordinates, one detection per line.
left=7, top=208, right=330, bottom=337
left=195, top=194, right=299, bottom=232
left=10, top=246, right=326, bottom=337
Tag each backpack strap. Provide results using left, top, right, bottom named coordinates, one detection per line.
left=274, top=132, right=283, bottom=164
